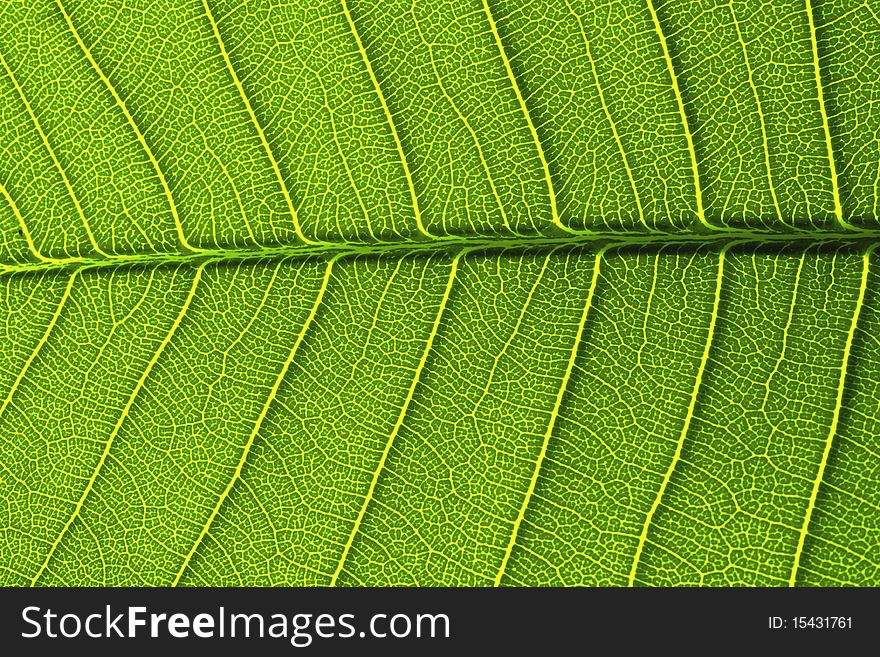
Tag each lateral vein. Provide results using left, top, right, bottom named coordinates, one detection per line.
left=30, top=263, right=203, bottom=586
left=330, top=251, right=462, bottom=585
left=481, top=0, right=567, bottom=235
left=472, top=250, right=554, bottom=412
left=804, top=0, right=849, bottom=230
left=0, top=182, right=71, bottom=264
left=728, top=2, right=783, bottom=224
left=760, top=251, right=806, bottom=411
left=54, top=0, right=201, bottom=254
left=341, top=0, right=432, bottom=240
left=494, top=247, right=605, bottom=586
left=0, top=52, right=109, bottom=257
left=0, top=270, right=77, bottom=421
left=201, top=0, right=315, bottom=246
left=644, top=0, right=714, bottom=231
left=628, top=244, right=727, bottom=586
left=580, top=31, right=651, bottom=232
left=788, top=245, right=873, bottom=586
left=171, top=256, right=337, bottom=586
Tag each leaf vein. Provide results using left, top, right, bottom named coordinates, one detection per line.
left=0, top=51, right=108, bottom=257
left=804, top=0, right=849, bottom=230
left=628, top=243, right=727, bottom=586
left=201, top=0, right=314, bottom=246
left=341, top=0, right=432, bottom=240
left=494, top=246, right=605, bottom=586
left=171, top=255, right=337, bottom=586
left=31, top=263, right=202, bottom=586
left=54, top=0, right=201, bottom=255
left=481, top=0, right=567, bottom=235
left=330, top=250, right=463, bottom=585
left=0, top=271, right=77, bottom=422
left=644, top=0, right=714, bottom=231
left=728, top=1, right=783, bottom=224
left=788, top=245, right=874, bottom=585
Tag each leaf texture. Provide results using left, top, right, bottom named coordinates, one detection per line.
left=0, top=0, right=878, bottom=586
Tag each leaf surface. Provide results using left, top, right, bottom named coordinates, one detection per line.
left=0, top=0, right=878, bottom=586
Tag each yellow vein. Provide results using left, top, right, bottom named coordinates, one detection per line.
left=0, top=270, right=77, bottom=421
left=0, top=53, right=109, bottom=257
left=410, top=5, right=517, bottom=237
left=207, top=145, right=257, bottom=244
left=481, top=0, right=568, bottom=236
left=331, top=251, right=462, bottom=585
left=1, top=230, right=877, bottom=278
left=760, top=251, right=806, bottom=411
left=789, top=245, right=873, bottom=586
left=341, top=0, right=432, bottom=240
left=804, top=0, right=848, bottom=230
left=637, top=247, right=662, bottom=372
left=172, top=256, right=337, bottom=586
left=729, top=2, right=783, bottom=224
left=628, top=244, right=727, bottom=586
left=31, top=263, right=203, bottom=586
left=314, top=71, right=378, bottom=242
left=645, top=0, right=714, bottom=231
left=55, top=0, right=201, bottom=254
left=472, top=251, right=554, bottom=411
left=201, top=0, right=315, bottom=246
left=0, top=181, right=70, bottom=264
left=875, top=159, right=879, bottom=220
left=582, top=35, right=652, bottom=232
left=495, top=247, right=605, bottom=586
left=355, top=258, right=403, bottom=363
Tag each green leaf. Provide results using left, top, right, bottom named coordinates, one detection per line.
left=0, top=0, right=877, bottom=586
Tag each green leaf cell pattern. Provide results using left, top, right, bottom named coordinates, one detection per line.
left=0, top=0, right=878, bottom=586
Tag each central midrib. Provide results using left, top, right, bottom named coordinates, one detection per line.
left=3, top=229, right=879, bottom=276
